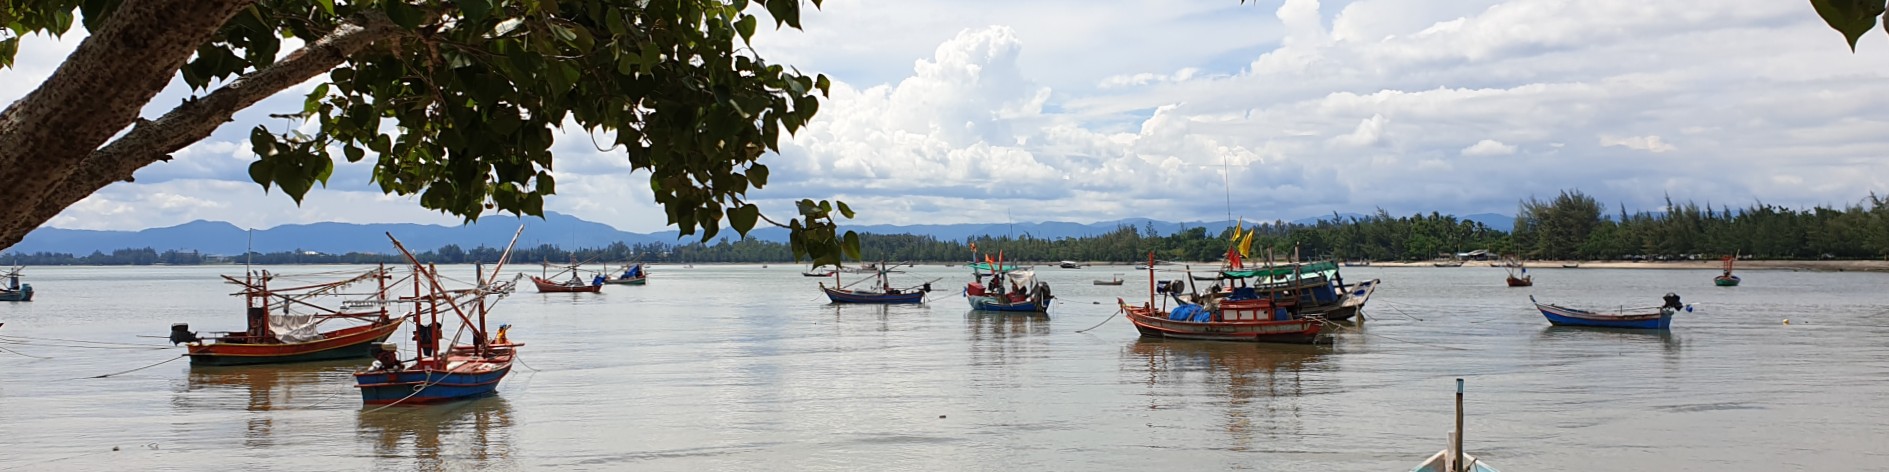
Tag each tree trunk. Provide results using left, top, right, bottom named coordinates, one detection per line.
left=0, top=0, right=253, bottom=247
left=0, top=4, right=405, bottom=250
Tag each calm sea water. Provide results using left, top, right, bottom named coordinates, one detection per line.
left=2, top=264, right=1886, bottom=471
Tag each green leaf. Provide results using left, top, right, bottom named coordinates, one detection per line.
left=836, top=200, right=854, bottom=219
left=248, top=159, right=274, bottom=191
left=315, top=0, right=335, bottom=15
left=456, top=0, right=493, bottom=22
left=1812, top=0, right=1887, bottom=51
left=736, top=15, right=757, bottom=44
left=842, top=230, right=862, bottom=260
left=747, top=164, right=769, bottom=187
left=730, top=204, right=760, bottom=235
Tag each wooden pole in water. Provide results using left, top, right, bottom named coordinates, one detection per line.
left=1455, top=378, right=1465, bottom=472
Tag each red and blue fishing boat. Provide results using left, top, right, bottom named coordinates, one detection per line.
left=964, top=269, right=1053, bottom=313
left=603, top=263, right=648, bottom=285
left=1118, top=254, right=1327, bottom=345
left=0, top=266, right=33, bottom=302
left=1530, top=294, right=1687, bottom=330
left=176, top=268, right=405, bottom=366
left=354, top=229, right=526, bottom=406
left=820, top=262, right=933, bottom=304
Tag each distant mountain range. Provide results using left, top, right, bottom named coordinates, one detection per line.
left=6, top=211, right=1515, bottom=256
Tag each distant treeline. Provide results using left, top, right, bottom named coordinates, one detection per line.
left=8, top=192, right=1888, bottom=265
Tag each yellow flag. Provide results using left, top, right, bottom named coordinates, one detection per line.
left=1230, top=218, right=1244, bottom=241
left=1238, top=228, right=1256, bottom=258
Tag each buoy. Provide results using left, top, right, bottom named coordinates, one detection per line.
left=938, top=415, right=947, bottom=419
left=1782, top=319, right=1790, bottom=325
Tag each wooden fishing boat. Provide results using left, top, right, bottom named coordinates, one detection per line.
left=1715, top=255, right=1740, bottom=287
left=530, top=275, right=601, bottom=293
left=965, top=267, right=1053, bottom=313
left=820, top=263, right=933, bottom=304
left=1205, top=261, right=1379, bottom=322
left=802, top=266, right=836, bottom=277
left=1411, top=379, right=1501, bottom=472
left=180, top=268, right=406, bottom=366
left=1561, top=262, right=1581, bottom=268
left=602, top=263, right=647, bottom=285
left=1093, top=274, right=1124, bottom=286
left=1502, top=257, right=1531, bottom=287
left=1530, top=294, right=1684, bottom=330
left=1120, top=298, right=1326, bottom=344
left=0, top=266, right=33, bottom=302
left=354, top=229, right=526, bottom=405
left=1433, top=260, right=1464, bottom=267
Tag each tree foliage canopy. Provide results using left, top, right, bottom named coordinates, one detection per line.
left=0, top=0, right=861, bottom=266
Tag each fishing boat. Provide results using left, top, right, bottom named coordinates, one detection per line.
left=176, top=267, right=406, bottom=366
left=354, top=230, right=526, bottom=405
left=1343, top=260, right=1372, bottom=267
left=529, top=260, right=602, bottom=293
left=1205, top=261, right=1379, bottom=322
left=965, top=268, right=1053, bottom=313
left=1411, top=379, right=1501, bottom=472
left=1058, top=261, right=1081, bottom=269
left=0, top=266, right=32, bottom=302
left=1530, top=294, right=1687, bottom=330
left=1714, top=254, right=1740, bottom=287
left=1118, top=254, right=1328, bottom=345
left=801, top=265, right=836, bottom=277
left=820, top=263, right=934, bottom=304
left=1433, top=260, right=1464, bottom=267
left=602, top=263, right=647, bottom=285
left=1094, top=274, right=1125, bottom=286
left=1503, top=257, right=1532, bottom=287
left=1561, top=262, right=1581, bottom=269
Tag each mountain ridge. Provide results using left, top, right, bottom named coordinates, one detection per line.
left=9, top=212, right=1515, bottom=255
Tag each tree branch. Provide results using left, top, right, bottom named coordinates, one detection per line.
left=0, top=0, right=254, bottom=243
left=0, top=11, right=408, bottom=249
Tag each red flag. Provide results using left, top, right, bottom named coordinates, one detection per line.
left=1227, top=247, right=1244, bottom=269
left=970, top=242, right=977, bottom=253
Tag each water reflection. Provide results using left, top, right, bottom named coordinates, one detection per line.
left=180, top=361, right=361, bottom=447
left=1535, top=326, right=1682, bottom=355
left=1123, top=340, right=1333, bottom=450
left=357, top=397, right=515, bottom=470
left=963, top=310, right=1051, bottom=340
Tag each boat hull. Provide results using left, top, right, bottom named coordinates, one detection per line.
left=603, top=276, right=647, bottom=285
left=966, top=295, right=1049, bottom=313
left=1714, top=275, right=1740, bottom=287
left=531, top=276, right=602, bottom=293
left=1093, top=280, right=1123, bottom=286
left=1506, top=276, right=1532, bottom=287
left=188, top=320, right=403, bottom=366
left=1536, top=303, right=1672, bottom=329
left=1123, top=303, right=1325, bottom=345
left=0, top=286, right=30, bottom=302
left=823, top=287, right=925, bottom=304
left=353, top=348, right=516, bottom=405
left=1412, top=450, right=1500, bottom=472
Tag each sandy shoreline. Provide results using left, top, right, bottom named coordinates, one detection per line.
left=1058, top=259, right=1889, bottom=272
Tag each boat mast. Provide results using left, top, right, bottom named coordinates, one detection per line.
left=476, top=262, right=487, bottom=351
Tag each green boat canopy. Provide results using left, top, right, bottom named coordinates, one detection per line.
left=1220, top=261, right=1339, bottom=280
left=969, top=262, right=1021, bottom=272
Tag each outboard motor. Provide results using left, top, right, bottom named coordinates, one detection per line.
left=921, top=282, right=932, bottom=293
left=168, top=323, right=199, bottom=345
left=1661, top=292, right=1684, bottom=311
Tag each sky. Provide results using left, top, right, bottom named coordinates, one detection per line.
left=7, top=0, right=1889, bottom=233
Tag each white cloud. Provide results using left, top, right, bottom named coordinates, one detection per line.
left=11, top=0, right=1889, bottom=235
left=1461, top=139, right=1517, bottom=156
left=1599, top=134, right=1676, bottom=153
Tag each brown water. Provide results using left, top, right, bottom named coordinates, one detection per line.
left=2, top=264, right=1886, bottom=471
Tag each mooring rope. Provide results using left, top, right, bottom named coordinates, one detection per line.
left=1075, top=306, right=1123, bottom=333
left=0, top=335, right=176, bottom=349
left=72, top=354, right=188, bottom=380
left=0, top=343, right=52, bottom=359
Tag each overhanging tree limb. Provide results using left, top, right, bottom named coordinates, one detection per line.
left=7, top=12, right=409, bottom=249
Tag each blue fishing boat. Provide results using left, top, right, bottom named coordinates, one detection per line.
left=964, top=270, right=1052, bottom=313
left=354, top=229, right=525, bottom=406
left=1530, top=294, right=1686, bottom=330
left=0, top=267, right=33, bottom=302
